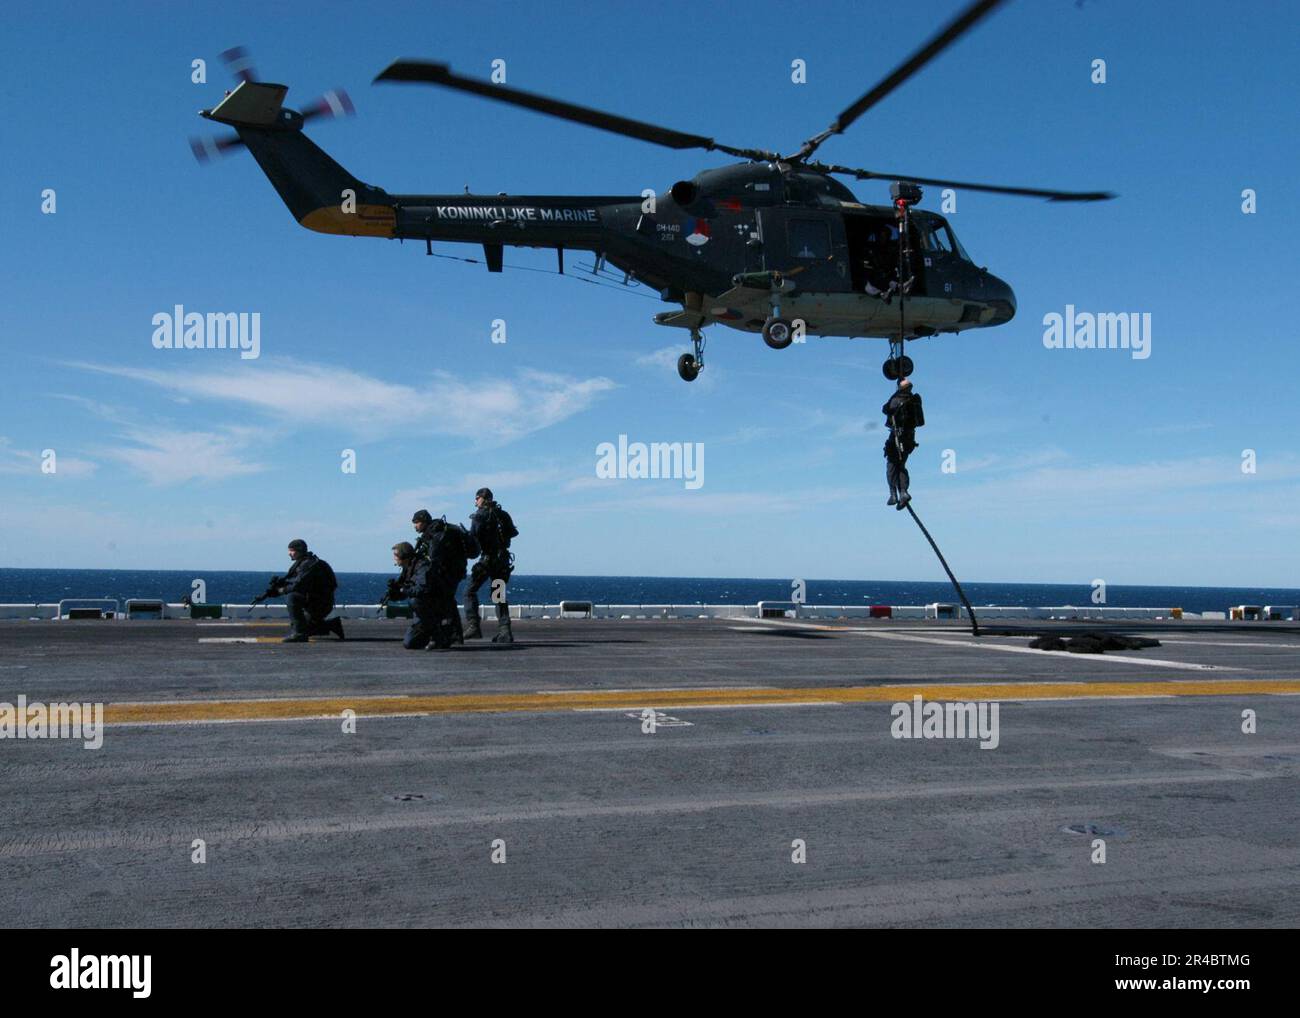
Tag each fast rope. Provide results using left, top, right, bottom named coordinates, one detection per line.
left=889, top=196, right=978, bottom=636
left=904, top=502, right=981, bottom=637
left=897, top=200, right=909, bottom=362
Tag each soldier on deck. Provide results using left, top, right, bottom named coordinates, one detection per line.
left=256, top=539, right=343, bottom=643
left=464, top=487, right=518, bottom=643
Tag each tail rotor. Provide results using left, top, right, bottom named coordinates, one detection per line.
left=189, top=47, right=354, bottom=165
left=219, top=44, right=258, bottom=84
left=300, top=89, right=355, bottom=124
left=189, top=132, right=246, bottom=164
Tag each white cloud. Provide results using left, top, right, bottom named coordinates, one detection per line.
left=98, top=426, right=267, bottom=486
left=916, top=452, right=1300, bottom=527
left=632, top=344, right=724, bottom=391
left=634, top=345, right=688, bottom=369
left=68, top=360, right=617, bottom=444
left=389, top=466, right=569, bottom=523
left=0, top=437, right=97, bottom=478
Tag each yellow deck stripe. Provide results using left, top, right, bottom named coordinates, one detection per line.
left=102, top=679, right=1300, bottom=726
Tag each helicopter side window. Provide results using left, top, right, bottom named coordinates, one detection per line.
left=788, top=218, right=831, bottom=260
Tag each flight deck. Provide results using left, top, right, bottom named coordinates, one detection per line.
left=3, top=617, right=1299, bottom=928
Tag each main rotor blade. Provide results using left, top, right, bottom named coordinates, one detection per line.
left=816, top=163, right=1115, bottom=202
left=374, top=59, right=773, bottom=160
left=827, top=0, right=1006, bottom=139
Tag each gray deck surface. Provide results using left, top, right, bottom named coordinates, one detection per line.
left=2, top=618, right=1298, bottom=927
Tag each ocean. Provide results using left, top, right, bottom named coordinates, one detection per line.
left=1, top=569, right=1297, bottom=614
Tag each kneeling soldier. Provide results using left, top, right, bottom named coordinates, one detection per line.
left=255, top=539, right=343, bottom=643
left=390, top=541, right=452, bottom=651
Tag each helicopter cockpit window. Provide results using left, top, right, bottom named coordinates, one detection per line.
left=916, top=218, right=954, bottom=254
left=949, top=227, right=973, bottom=263
left=788, top=219, right=831, bottom=260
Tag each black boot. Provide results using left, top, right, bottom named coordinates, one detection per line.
left=463, top=612, right=482, bottom=639
left=491, top=619, right=514, bottom=644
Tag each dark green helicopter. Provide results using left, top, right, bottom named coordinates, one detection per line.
left=192, top=0, right=1111, bottom=382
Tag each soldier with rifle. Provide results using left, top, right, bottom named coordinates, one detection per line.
left=464, top=488, right=518, bottom=643
left=387, top=540, right=455, bottom=651
left=253, top=539, right=344, bottom=642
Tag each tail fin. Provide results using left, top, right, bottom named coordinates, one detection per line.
left=206, top=81, right=394, bottom=237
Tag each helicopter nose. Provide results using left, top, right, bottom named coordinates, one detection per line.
left=987, top=277, right=1016, bottom=325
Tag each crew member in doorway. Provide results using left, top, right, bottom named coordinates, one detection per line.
left=883, top=378, right=925, bottom=509
left=866, top=209, right=915, bottom=303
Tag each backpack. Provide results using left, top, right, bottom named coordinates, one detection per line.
left=459, top=523, right=481, bottom=560
left=490, top=505, right=518, bottom=548
left=889, top=393, right=922, bottom=431
left=435, top=519, right=476, bottom=581
left=315, top=558, right=339, bottom=595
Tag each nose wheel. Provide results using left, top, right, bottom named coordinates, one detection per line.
left=678, top=327, right=705, bottom=382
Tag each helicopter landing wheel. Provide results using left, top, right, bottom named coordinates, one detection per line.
left=762, top=316, right=794, bottom=350
left=882, top=354, right=914, bottom=380
left=678, top=327, right=705, bottom=381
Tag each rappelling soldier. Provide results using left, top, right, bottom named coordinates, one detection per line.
left=883, top=378, right=925, bottom=509
left=464, top=487, right=518, bottom=643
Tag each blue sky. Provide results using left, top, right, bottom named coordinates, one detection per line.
left=2, top=0, right=1297, bottom=585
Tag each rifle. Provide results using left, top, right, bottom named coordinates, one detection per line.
left=378, top=575, right=405, bottom=609
left=251, top=575, right=284, bottom=606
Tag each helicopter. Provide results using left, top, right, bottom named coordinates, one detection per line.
left=192, top=0, right=1112, bottom=382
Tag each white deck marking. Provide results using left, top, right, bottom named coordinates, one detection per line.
left=575, top=701, right=840, bottom=713
left=736, top=619, right=1239, bottom=671
left=1156, top=639, right=1300, bottom=649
